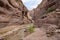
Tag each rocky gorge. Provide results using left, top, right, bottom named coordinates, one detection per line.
left=0, top=0, right=60, bottom=40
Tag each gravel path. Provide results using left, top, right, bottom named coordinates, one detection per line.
left=23, top=28, right=57, bottom=40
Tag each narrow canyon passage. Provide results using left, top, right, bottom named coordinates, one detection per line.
left=0, top=0, right=60, bottom=40
left=23, top=0, right=60, bottom=40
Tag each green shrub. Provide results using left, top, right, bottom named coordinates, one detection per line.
left=28, top=24, right=34, bottom=33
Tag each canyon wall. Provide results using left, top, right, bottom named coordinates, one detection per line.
left=0, top=0, right=29, bottom=28
left=33, top=0, right=60, bottom=28
left=0, top=0, right=32, bottom=40
left=32, top=0, right=60, bottom=39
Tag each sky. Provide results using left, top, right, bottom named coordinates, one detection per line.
left=22, top=0, right=42, bottom=10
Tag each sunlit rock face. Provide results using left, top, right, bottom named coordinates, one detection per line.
left=0, top=0, right=28, bottom=28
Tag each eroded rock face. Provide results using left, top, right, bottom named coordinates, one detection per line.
left=33, top=0, right=60, bottom=28
left=33, top=0, right=60, bottom=39
left=33, top=0, right=60, bottom=19
left=27, top=10, right=35, bottom=23
left=0, top=0, right=28, bottom=28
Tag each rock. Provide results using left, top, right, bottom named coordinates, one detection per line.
left=0, top=0, right=29, bottom=28
left=27, top=10, right=35, bottom=23
left=32, top=0, right=60, bottom=40
left=32, top=0, right=60, bottom=20
left=33, top=0, right=60, bottom=28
